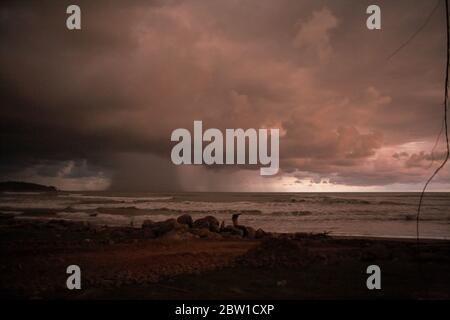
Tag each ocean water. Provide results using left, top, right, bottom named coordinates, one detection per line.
left=1, top=192, right=449, bottom=239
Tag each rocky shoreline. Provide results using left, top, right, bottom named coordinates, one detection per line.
left=1, top=215, right=450, bottom=299
left=0, top=213, right=276, bottom=244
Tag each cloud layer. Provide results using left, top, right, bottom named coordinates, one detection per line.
left=0, top=0, right=449, bottom=191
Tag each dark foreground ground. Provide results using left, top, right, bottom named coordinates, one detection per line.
left=0, top=217, right=449, bottom=299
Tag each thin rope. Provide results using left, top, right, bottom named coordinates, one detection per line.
left=416, top=0, right=450, bottom=243
left=387, top=0, right=442, bottom=61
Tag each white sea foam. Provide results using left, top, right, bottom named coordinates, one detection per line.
left=56, top=211, right=131, bottom=225
left=2, top=192, right=43, bottom=195
left=0, top=199, right=73, bottom=210
left=58, top=194, right=173, bottom=202
left=0, top=210, right=23, bottom=215
left=3, top=192, right=450, bottom=239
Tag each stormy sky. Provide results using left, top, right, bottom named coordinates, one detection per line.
left=0, top=0, right=449, bottom=191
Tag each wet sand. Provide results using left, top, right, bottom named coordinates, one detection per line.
left=1, top=217, right=449, bottom=299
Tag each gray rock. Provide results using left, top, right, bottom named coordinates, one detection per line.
left=245, top=226, right=256, bottom=239
left=190, top=228, right=222, bottom=239
left=221, top=226, right=244, bottom=237
left=255, top=228, right=267, bottom=239
left=193, top=216, right=220, bottom=232
left=177, top=214, right=193, bottom=228
left=145, top=219, right=187, bottom=237
left=160, top=230, right=196, bottom=242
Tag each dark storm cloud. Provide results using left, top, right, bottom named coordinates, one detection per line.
left=0, top=0, right=449, bottom=190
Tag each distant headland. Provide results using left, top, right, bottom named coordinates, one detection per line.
left=0, top=181, right=57, bottom=192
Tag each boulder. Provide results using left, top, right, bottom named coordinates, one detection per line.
left=190, top=228, right=222, bottom=239
left=255, top=228, right=267, bottom=239
left=160, top=230, right=196, bottom=242
left=177, top=214, right=193, bottom=228
left=193, top=216, right=220, bottom=232
left=244, top=226, right=256, bottom=239
left=221, top=226, right=244, bottom=237
left=145, top=219, right=187, bottom=237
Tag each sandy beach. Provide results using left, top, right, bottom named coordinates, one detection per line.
left=1, top=215, right=449, bottom=300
